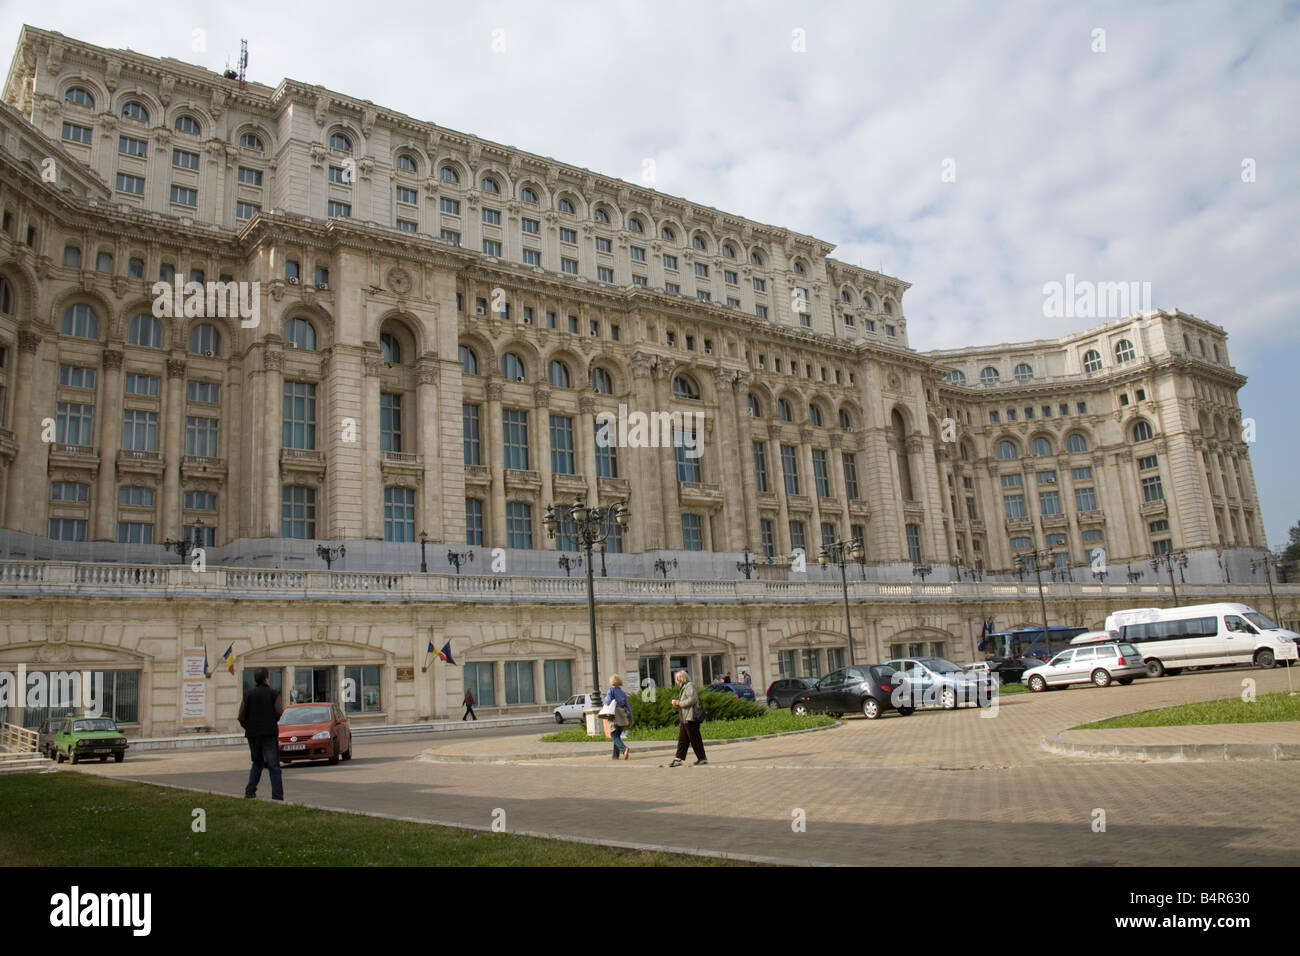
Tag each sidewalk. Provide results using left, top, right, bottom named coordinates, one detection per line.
left=1048, top=720, right=1300, bottom=761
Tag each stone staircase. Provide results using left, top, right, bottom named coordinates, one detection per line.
left=0, top=750, right=50, bottom=775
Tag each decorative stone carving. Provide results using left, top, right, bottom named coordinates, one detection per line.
left=767, top=423, right=783, bottom=440
left=468, top=141, right=482, bottom=168
left=485, top=381, right=504, bottom=401
left=314, top=93, right=329, bottom=126
left=533, top=386, right=551, bottom=407
left=46, top=40, right=65, bottom=74
left=386, top=267, right=412, bottom=295
left=18, top=329, right=42, bottom=353
left=799, top=426, right=814, bottom=443
left=102, top=349, right=123, bottom=371
left=104, top=58, right=122, bottom=91
left=210, top=87, right=226, bottom=119
left=357, top=157, right=375, bottom=181
left=578, top=395, right=596, bottom=414
left=264, top=350, right=283, bottom=372
left=630, top=352, right=654, bottom=379
left=158, top=75, right=174, bottom=106
left=363, top=357, right=383, bottom=376
left=361, top=108, right=376, bottom=137
left=98, top=111, right=117, bottom=131
left=166, top=359, right=187, bottom=379
left=309, top=143, right=327, bottom=167
left=905, top=436, right=924, bottom=454
left=417, top=362, right=439, bottom=386
left=830, top=432, right=844, bottom=448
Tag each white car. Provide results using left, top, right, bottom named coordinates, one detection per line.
left=553, top=692, right=603, bottom=723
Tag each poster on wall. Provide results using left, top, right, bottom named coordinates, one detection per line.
left=182, top=647, right=206, bottom=725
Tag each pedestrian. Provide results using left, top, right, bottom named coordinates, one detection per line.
left=238, top=667, right=285, bottom=801
left=742, top=670, right=752, bottom=687
left=462, top=688, right=477, bottom=721
left=669, top=669, right=707, bottom=767
left=604, top=674, right=634, bottom=760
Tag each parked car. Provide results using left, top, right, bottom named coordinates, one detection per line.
left=764, top=677, right=819, bottom=709
left=553, top=692, right=603, bottom=723
left=988, top=656, right=1047, bottom=684
left=790, top=665, right=913, bottom=720
left=37, top=717, right=59, bottom=759
left=52, top=716, right=129, bottom=764
left=278, top=702, right=352, bottom=765
left=708, top=682, right=756, bottom=701
left=883, top=657, right=995, bottom=709
left=1023, top=642, right=1148, bottom=691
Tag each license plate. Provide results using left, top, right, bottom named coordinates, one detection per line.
left=282, top=744, right=306, bottom=751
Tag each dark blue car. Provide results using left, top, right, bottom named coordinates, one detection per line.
left=708, top=682, right=756, bottom=701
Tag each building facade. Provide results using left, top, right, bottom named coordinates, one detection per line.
left=0, top=27, right=1284, bottom=734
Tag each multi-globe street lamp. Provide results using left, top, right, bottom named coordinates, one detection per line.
left=315, top=542, right=345, bottom=570
left=819, top=538, right=865, bottom=665
left=653, top=557, right=678, bottom=580
left=1249, top=551, right=1283, bottom=625
left=1150, top=551, right=1188, bottom=604
left=447, top=549, right=474, bottom=574
left=1015, top=550, right=1053, bottom=657
left=163, top=518, right=205, bottom=564
left=736, top=550, right=757, bottom=580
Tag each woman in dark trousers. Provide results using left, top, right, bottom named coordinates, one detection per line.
left=462, top=689, right=477, bottom=720
left=670, top=670, right=707, bottom=766
left=604, top=674, right=634, bottom=760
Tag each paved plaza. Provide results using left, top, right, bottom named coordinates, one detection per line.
left=68, top=668, right=1300, bottom=866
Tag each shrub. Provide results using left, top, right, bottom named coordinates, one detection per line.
left=627, top=686, right=764, bottom=729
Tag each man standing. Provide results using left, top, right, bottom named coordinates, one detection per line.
left=238, top=668, right=284, bottom=801
left=669, top=670, right=707, bottom=767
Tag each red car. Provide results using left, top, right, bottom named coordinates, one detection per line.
left=278, top=703, right=353, bottom=765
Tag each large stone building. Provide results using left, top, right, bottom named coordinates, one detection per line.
left=0, top=27, right=1288, bottom=735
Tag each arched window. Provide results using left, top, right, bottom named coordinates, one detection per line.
left=980, top=366, right=1000, bottom=385
left=122, top=101, right=149, bottom=122
left=0, top=276, right=11, bottom=314
left=329, top=132, right=352, bottom=152
left=459, top=345, right=478, bottom=375
left=1115, top=339, right=1136, bottom=363
left=660, top=225, right=676, bottom=242
left=1082, top=349, right=1103, bottom=373
left=747, top=394, right=761, bottom=417
left=1014, top=363, right=1034, bottom=381
left=1031, top=436, right=1053, bottom=457
left=65, top=87, right=95, bottom=108
left=395, top=153, right=418, bottom=173
left=62, top=304, right=99, bottom=339
left=627, top=216, right=643, bottom=233
left=960, top=441, right=971, bottom=461
left=722, top=243, right=736, bottom=259
left=778, top=398, right=792, bottom=422
left=672, top=375, right=700, bottom=400
left=239, top=131, right=264, bottom=151
left=1132, top=420, right=1154, bottom=443
left=793, top=261, right=806, bottom=275
left=285, top=318, right=317, bottom=351
left=594, top=207, right=610, bottom=223
left=947, top=369, right=966, bottom=384
left=127, top=314, right=163, bottom=348
left=809, top=404, right=823, bottom=426
left=839, top=409, right=853, bottom=430
left=996, top=440, right=1019, bottom=460
left=175, top=114, right=201, bottom=135
left=500, top=352, right=525, bottom=381
left=63, top=245, right=81, bottom=268
left=189, top=323, right=221, bottom=356
left=480, top=176, right=500, bottom=194
left=521, top=186, right=538, bottom=204
left=439, top=166, right=460, bottom=184
left=692, top=234, right=707, bottom=251
left=841, top=290, right=852, bottom=303
left=380, top=332, right=402, bottom=364
left=1066, top=433, right=1088, bottom=453
left=750, top=249, right=764, bottom=267
left=883, top=301, right=894, bottom=314
left=863, top=295, right=874, bottom=309
left=591, top=367, right=613, bottom=394
left=547, top=360, right=571, bottom=388
left=892, top=409, right=914, bottom=501
left=558, top=197, right=575, bottom=214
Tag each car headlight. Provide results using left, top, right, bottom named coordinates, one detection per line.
left=311, top=730, right=332, bottom=740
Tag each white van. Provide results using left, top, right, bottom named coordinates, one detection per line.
left=1076, top=603, right=1300, bottom=677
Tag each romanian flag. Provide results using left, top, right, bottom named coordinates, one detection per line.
left=220, top=643, right=235, bottom=675
left=431, top=640, right=455, bottom=665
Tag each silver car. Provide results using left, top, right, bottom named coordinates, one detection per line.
left=1023, top=642, right=1147, bottom=691
left=553, top=692, right=603, bottom=723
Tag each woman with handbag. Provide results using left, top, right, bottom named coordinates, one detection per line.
left=670, top=670, right=708, bottom=766
left=601, top=674, right=635, bottom=760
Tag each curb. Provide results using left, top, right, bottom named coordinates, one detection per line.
left=419, top=718, right=840, bottom=763
left=1044, top=730, right=1300, bottom=762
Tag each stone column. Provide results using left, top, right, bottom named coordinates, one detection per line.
left=732, top=372, right=758, bottom=549
left=5, top=330, right=45, bottom=534
left=578, top=394, right=598, bottom=505
left=713, top=368, right=743, bottom=551
left=627, top=353, right=661, bottom=549
left=801, top=427, right=823, bottom=550
left=261, top=349, right=283, bottom=537
left=485, top=379, right=506, bottom=547
left=161, top=358, right=186, bottom=540
left=770, top=423, right=791, bottom=556
left=652, top=359, right=682, bottom=549
left=532, top=385, right=552, bottom=547
left=361, top=355, right=382, bottom=539
left=417, top=359, right=442, bottom=541
left=93, top=349, right=124, bottom=541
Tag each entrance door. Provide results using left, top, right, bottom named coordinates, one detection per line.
left=669, top=655, right=692, bottom=681
left=293, top=667, right=335, bottom=704
left=702, top=655, right=725, bottom=684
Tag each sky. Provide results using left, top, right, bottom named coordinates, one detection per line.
left=3, top=0, right=1297, bottom=547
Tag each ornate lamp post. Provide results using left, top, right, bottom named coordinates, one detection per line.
left=819, top=538, right=865, bottom=665
left=912, top=563, right=933, bottom=582
left=736, top=550, right=756, bottom=580
left=558, top=554, right=582, bottom=577
left=1126, top=563, right=1144, bottom=584
left=1249, top=551, right=1283, bottom=625
left=1150, top=551, right=1188, bottom=604
left=653, top=557, right=678, bottom=580
left=163, top=518, right=204, bottom=565
left=1015, top=549, right=1053, bottom=658
left=419, top=530, right=429, bottom=573
left=447, top=549, right=474, bottom=574
left=544, top=498, right=630, bottom=696
left=315, top=541, right=345, bottom=570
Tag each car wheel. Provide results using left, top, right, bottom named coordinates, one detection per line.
left=1255, top=649, right=1276, bottom=669
left=554, top=712, right=564, bottom=723
left=1091, top=669, right=1112, bottom=688
left=1146, top=659, right=1165, bottom=679
left=861, top=698, right=881, bottom=720
left=898, top=706, right=915, bottom=716
left=328, top=738, right=341, bottom=765
left=1116, top=678, right=1134, bottom=686
left=99, top=755, right=108, bottom=762
left=767, top=697, right=781, bottom=709
left=791, top=700, right=811, bottom=717
left=113, top=753, right=124, bottom=763
left=941, top=687, right=957, bottom=710
left=55, top=749, right=65, bottom=763
left=342, top=739, right=353, bottom=760
left=1028, top=674, right=1047, bottom=693
left=70, top=752, right=79, bottom=765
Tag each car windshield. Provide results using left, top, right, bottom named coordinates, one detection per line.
left=72, top=719, right=116, bottom=733
left=1047, top=652, right=1070, bottom=666
left=919, top=658, right=962, bottom=673
left=1245, top=612, right=1278, bottom=631
left=280, top=707, right=332, bottom=725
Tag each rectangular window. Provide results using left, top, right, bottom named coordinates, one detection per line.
left=665, top=282, right=680, bottom=294
left=1152, top=538, right=1173, bottom=556
left=842, top=452, right=860, bottom=499
left=1039, top=490, right=1062, bottom=515
left=695, top=263, right=709, bottom=278
left=49, top=518, right=87, bottom=541
left=781, top=445, right=800, bottom=495
left=630, top=246, right=646, bottom=261
left=1141, top=475, right=1164, bottom=502
left=281, top=486, right=316, bottom=539
left=328, top=165, right=350, bottom=184
left=482, top=239, right=502, bottom=257
left=906, top=524, right=923, bottom=564
left=1077, top=402, right=1087, bottom=414
left=384, top=487, right=416, bottom=542
left=663, top=254, right=678, bottom=270
left=51, top=482, right=90, bottom=503
left=116, top=522, right=154, bottom=544
left=441, top=197, right=462, bottom=215
left=62, top=122, right=93, bottom=145
left=482, top=207, right=501, bottom=225
left=752, top=441, right=769, bottom=493
left=777, top=649, right=795, bottom=679
left=186, top=380, right=218, bottom=403
left=1004, top=495, right=1027, bottom=519
left=595, top=236, right=612, bottom=253
left=440, top=229, right=461, bottom=246
left=183, top=491, right=216, bottom=510
left=727, top=297, right=741, bottom=308
left=543, top=661, right=572, bottom=704
left=589, top=319, right=600, bottom=336
left=238, top=166, right=263, bottom=186
left=235, top=201, right=261, bottom=219
left=184, top=416, right=219, bottom=457
left=696, top=290, right=711, bottom=302
left=58, top=365, right=96, bottom=389
left=753, top=278, right=766, bottom=292
left=1001, top=474, right=1022, bottom=488
left=966, top=497, right=978, bottom=520
left=567, top=315, right=579, bottom=333
left=1138, top=455, right=1158, bottom=471
left=1148, top=519, right=1170, bottom=534
left=561, top=257, right=578, bottom=275
left=396, top=185, right=419, bottom=205
left=282, top=381, right=317, bottom=450
left=760, top=519, right=776, bottom=558
left=522, top=248, right=541, bottom=266
left=464, top=662, right=495, bottom=707
left=502, top=409, right=529, bottom=470
left=813, top=449, right=831, bottom=498
left=112, top=172, right=147, bottom=198
left=169, top=185, right=197, bottom=206
left=506, top=501, right=533, bottom=549
left=755, top=305, right=769, bottom=319
left=595, top=420, right=619, bottom=478
left=465, top=498, right=484, bottom=546
left=789, top=521, right=806, bottom=552
left=675, top=425, right=702, bottom=482
left=559, top=227, right=577, bottom=244
left=724, top=270, right=738, bottom=285
left=597, top=266, right=614, bottom=283
left=1037, top=470, right=1057, bottom=484
left=118, top=135, right=147, bottom=158
left=1007, top=409, right=1017, bottom=422
left=989, top=411, right=1000, bottom=424
left=327, top=200, right=351, bottom=218
left=549, top=415, right=575, bottom=475
left=1071, top=466, right=1093, bottom=482
left=520, top=216, right=539, bottom=233
left=380, top=393, right=402, bottom=453
left=121, top=409, right=158, bottom=452
left=395, top=219, right=418, bottom=233
left=820, top=522, right=836, bottom=549
left=462, top=404, right=481, bottom=465
left=682, top=514, right=703, bottom=551
left=343, top=665, right=382, bottom=715
left=1074, top=487, right=1097, bottom=512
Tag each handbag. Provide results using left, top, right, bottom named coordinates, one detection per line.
left=597, top=696, right=617, bottom=719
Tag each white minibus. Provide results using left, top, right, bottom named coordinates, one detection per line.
left=1073, top=603, right=1300, bottom=677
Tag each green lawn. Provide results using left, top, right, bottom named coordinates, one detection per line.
left=0, top=773, right=738, bottom=866
left=997, top=681, right=1028, bottom=695
left=543, top=711, right=835, bottom=743
left=1074, top=692, right=1300, bottom=730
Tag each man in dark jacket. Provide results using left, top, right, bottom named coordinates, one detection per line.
left=238, top=668, right=285, bottom=800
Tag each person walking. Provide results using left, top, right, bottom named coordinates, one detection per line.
left=238, top=668, right=285, bottom=801
left=462, top=689, right=477, bottom=721
left=604, top=674, right=635, bottom=760
left=669, top=670, right=707, bottom=767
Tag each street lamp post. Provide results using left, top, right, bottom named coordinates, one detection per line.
left=419, top=530, right=428, bottom=573
left=1250, top=552, right=1283, bottom=626
left=544, top=498, right=630, bottom=696
left=447, top=550, right=474, bottom=574
left=163, top=518, right=204, bottom=565
left=315, top=542, right=345, bottom=570
left=558, top=554, right=582, bottom=577
left=653, top=557, right=677, bottom=580
left=912, top=563, right=933, bottom=582
left=1015, top=550, right=1052, bottom=657
left=1150, top=551, right=1188, bottom=605
left=1126, top=563, right=1143, bottom=584
left=819, top=537, right=865, bottom=665
left=736, top=550, right=756, bottom=580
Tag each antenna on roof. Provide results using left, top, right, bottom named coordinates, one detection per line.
left=238, top=39, right=248, bottom=88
